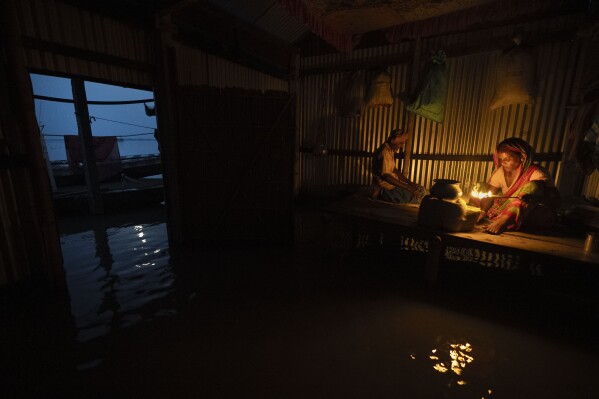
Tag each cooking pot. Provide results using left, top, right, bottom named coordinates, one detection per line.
left=430, top=179, right=462, bottom=201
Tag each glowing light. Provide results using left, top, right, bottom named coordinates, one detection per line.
left=433, top=363, right=448, bottom=373
left=135, top=262, right=155, bottom=268
left=154, top=249, right=161, bottom=254
left=141, top=239, right=147, bottom=243
left=471, top=187, right=493, bottom=199
left=138, top=232, right=144, bottom=238
left=409, top=354, right=416, bottom=360
left=430, top=341, right=475, bottom=381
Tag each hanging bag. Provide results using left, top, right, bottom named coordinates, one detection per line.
left=405, top=50, right=448, bottom=124
left=365, top=69, right=393, bottom=108
left=490, top=38, right=536, bottom=109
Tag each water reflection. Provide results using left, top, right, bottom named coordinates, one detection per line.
left=61, top=214, right=174, bottom=342
left=46, top=209, right=599, bottom=398
left=429, top=342, right=474, bottom=376
left=410, top=337, right=495, bottom=398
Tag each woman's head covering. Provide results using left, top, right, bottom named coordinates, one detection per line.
left=493, top=137, right=534, bottom=170
left=387, top=127, right=409, bottom=142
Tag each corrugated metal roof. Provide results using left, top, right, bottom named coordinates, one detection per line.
left=254, top=3, right=310, bottom=44
left=205, top=0, right=309, bottom=44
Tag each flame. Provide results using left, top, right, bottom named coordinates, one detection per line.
left=471, top=187, right=493, bottom=199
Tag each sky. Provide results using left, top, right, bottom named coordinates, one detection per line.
left=30, top=73, right=158, bottom=161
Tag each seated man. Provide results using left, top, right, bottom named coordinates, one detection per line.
left=371, top=128, right=425, bottom=203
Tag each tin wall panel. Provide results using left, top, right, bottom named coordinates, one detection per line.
left=583, top=171, right=599, bottom=199
left=14, top=0, right=154, bottom=87
left=299, top=64, right=411, bottom=193
left=297, top=14, right=586, bottom=197
left=176, top=44, right=288, bottom=92
left=0, top=81, right=39, bottom=286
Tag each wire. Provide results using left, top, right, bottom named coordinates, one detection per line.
left=42, top=132, right=155, bottom=137
left=33, top=94, right=154, bottom=105
left=114, top=132, right=155, bottom=137
left=116, top=138, right=157, bottom=142
left=90, top=116, right=156, bottom=130
left=37, top=99, right=43, bottom=124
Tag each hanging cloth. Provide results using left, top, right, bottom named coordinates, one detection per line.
left=405, top=50, right=448, bottom=124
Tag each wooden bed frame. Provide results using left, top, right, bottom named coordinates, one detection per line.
left=327, top=189, right=599, bottom=285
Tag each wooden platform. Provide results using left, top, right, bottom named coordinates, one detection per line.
left=53, top=178, right=164, bottom=214
left=327, top=189, right=599, bottom=284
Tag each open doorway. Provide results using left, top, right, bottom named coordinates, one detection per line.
left=30, top=73, right=175, bottom=342
left=30, top=73, right=163, bottom=212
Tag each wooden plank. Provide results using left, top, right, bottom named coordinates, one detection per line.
left=299, top=147, right=562, bottom=162
left=329, top=189, right=599, bottom=266
left=21, top=36, right=155, bottom=72
left=447, top=229, right=598, bottom=265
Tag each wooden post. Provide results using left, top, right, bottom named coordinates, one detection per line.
left=291, top=53, right=301, bottom=198
left=71, top=78, right=103, bottom=214
left=557, top=39, right=590, bottom=200
left=402, top=37, right=421, bottom=177
left=425, top=235, right=442, bottom=287
left=154, top=14, right=183, bottom=246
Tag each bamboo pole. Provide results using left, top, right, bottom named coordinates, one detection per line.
left=402, top=37, right=421, bottom=178
left=71, top=78, right=103, bottom=214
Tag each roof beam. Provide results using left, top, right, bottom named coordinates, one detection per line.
left=171, top=1, right=296, bottom=80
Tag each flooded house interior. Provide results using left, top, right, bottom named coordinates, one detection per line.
left=2, top=0, right=599, bottom=397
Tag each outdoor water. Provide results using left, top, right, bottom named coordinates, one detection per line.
left=49, top=205, right=599, bottom=398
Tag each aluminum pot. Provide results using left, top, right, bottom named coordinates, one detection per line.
left=430, top=179, right=462, bottom=201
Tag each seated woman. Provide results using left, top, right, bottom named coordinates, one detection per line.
left=371, top=128, right=426, bottom=203
left=473, top=137, right=560, bottom=234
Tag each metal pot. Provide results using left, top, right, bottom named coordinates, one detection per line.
left=430, top=179, right=462, bottom=201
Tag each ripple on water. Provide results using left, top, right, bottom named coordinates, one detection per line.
left=61, top=221, right=175, bottom=342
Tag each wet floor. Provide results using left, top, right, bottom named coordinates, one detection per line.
left=3, top=203, right=599, bottom=398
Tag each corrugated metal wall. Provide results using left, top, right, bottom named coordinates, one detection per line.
left=299, top=43, right=412, bottom=193
left=583, top=171, right=599, bottom=199
left=0, top=24, right=63, bottom=288
left=14, top=0, right=154, bottom=87
left=176, top=44, right=288, bottom=91
left=0, top=121, right=21, bottom=286
left=297, top=14, right=594, bottom=197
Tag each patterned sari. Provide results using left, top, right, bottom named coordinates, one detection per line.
left=485, top=138, right=556, bottom=231
left=486, top=165, right=544, bottom=229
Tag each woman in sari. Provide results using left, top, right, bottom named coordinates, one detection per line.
left=475, top=137, right=560, bottom=234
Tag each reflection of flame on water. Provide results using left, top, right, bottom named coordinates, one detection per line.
left=430, top=342, right=474, bottom=377
left=411, top=340, right=493, bottom=397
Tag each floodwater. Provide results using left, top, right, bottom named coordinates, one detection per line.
left=4, top=204, right=599, bottom=398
